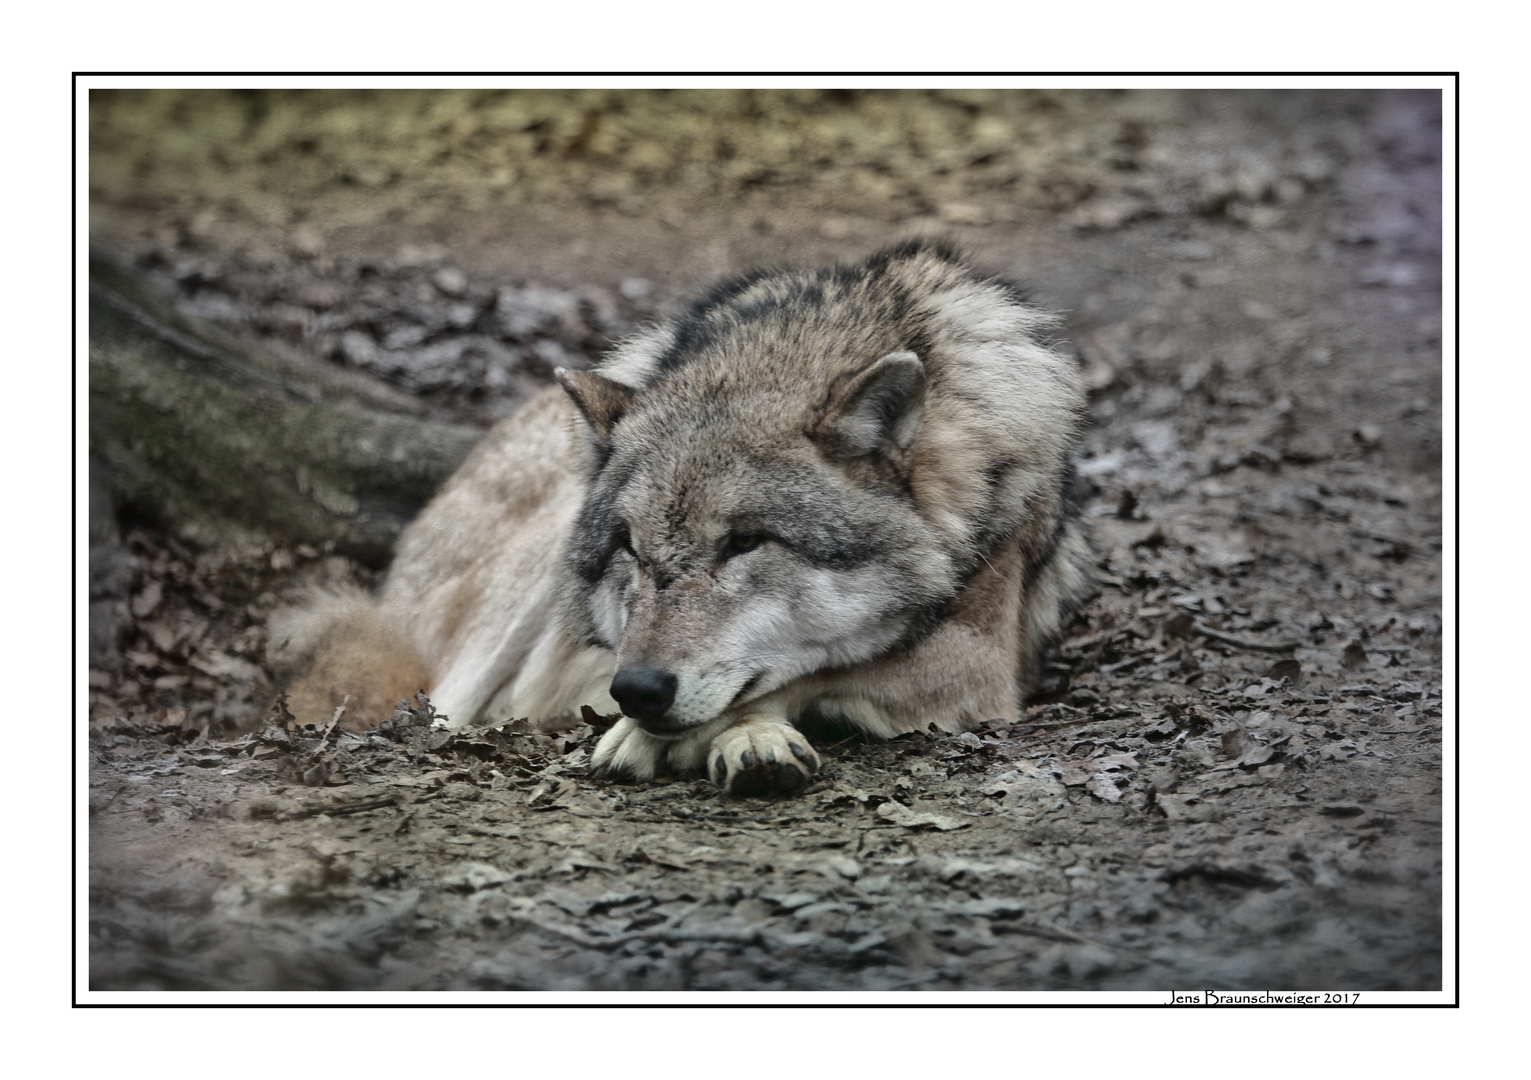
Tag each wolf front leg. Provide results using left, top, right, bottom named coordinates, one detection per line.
left=590, top=710, right=821, bottom=796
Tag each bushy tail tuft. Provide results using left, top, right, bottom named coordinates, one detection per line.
left=267, top=586, right=429, bottom=731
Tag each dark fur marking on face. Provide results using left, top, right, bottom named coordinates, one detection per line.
left=801, top=539, right=879, bottom=570
left=566, top=458, right=639, bottom=587
left=738, top=504, right=885, bottom=571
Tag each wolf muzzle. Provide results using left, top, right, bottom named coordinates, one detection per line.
left=610, top=664, right=681, bottom=732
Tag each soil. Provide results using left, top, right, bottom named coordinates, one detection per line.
left=85, top=88, right=1446, bottom=994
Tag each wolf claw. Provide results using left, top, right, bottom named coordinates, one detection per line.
left=710, top=717, right=820, bottom=796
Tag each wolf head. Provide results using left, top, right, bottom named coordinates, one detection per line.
left=556, top=241, right=1084, bottom=737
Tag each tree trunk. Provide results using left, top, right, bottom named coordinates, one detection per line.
left=88, top=249, right=484, bottom=567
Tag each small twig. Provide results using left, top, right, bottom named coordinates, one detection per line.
left=1192, top=622, right=1300, bottom=654
left=316, top=695, right=350, bottom=748
left=819, top=734, right=866, bottom=755
left=1097, top=655, right=1147, bottom=676
left=286, top=794, right=398, bottom=820
left=1006, top=717, right=1098, bottom=739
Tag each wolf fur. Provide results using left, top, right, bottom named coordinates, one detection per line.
left=274, top=240, right=1092, bottom=795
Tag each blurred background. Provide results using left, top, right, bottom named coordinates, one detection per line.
left=89, top=88, right=1441, bottom=423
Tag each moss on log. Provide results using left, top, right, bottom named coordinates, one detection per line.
left=89, top=250, right=483, bottom=565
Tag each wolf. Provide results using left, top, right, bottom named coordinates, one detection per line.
left=273, top=240, right=1093, bottom=796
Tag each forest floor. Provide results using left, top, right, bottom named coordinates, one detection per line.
left=85, top=88, right=1447, bottom=994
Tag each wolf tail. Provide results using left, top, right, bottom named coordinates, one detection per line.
left=266, top=586, right=429, bottom=731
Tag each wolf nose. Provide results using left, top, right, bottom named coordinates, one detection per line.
left=610, top=664, right=678, bottom=723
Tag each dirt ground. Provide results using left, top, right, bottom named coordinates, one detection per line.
left=84, top=88, right=1447, bottom=995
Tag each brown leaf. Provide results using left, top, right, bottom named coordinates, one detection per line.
left=1165, top=612, right=1196, bottom=639
left=1266, top=658, right=1302, bottom=683
left=1221, top=726, right=1249, bottom=759
left=579, top=705, right=622, bottom=736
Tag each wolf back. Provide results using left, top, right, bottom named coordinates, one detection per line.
left=273, top=240, right=1093, bottom=796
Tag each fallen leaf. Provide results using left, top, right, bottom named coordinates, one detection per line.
left=1236, top=744, right=1277, bottom=768
left=554, top=783, right=614, bottom=818
left=876, top=801, right=970, bottom=831
left=630, top=847, right=690, bottom=871
left=1267, top=658, right=1302, bottom=682
left=814, top=854, right=862, bottom=879
left=126, top=649, right=161, bottom=670
left=527, top=778, right=576, bottom=807
left=1165, top=611, right=1197, bottom=639
left=1086, top=773, right=1125, bottom=802
left=1221, top=727, right=1249, bottom=759
left=1155, top=793, right=1204, bottom=820
left=131, top=581, right=163, bottom=618
left=440, top=861, right=514, bottom=891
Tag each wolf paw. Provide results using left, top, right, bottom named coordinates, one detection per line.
left=589, top=717, right=666, bottom=780
left=709, top=718, right=820, bottom=796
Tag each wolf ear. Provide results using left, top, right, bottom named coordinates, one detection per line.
left=815, top=351, right=926, bottom=464
left=556, top=368, right=637, bottom=445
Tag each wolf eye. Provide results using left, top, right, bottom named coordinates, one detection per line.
left=614, top=526, right=637, bottom=558
left=721, top=532, right=763, bottom=560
